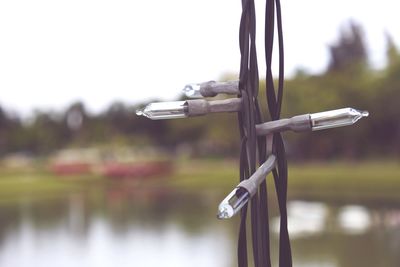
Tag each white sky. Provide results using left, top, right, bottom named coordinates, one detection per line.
left=0, top=0, right=399, bottom=116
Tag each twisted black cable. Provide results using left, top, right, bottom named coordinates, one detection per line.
left=264, top=1, right=292, bottom=267
left=238, top=0, right=262, bottom=266
left=237, top=0, right=292, bottom=266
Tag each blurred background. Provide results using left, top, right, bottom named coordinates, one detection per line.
left=0, top=0, right=400, bottom=267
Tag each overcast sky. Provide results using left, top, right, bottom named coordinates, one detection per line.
left=0, top=0, right=399, bottom=116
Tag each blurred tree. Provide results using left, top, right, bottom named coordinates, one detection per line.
left=327, top=21, right=368, bottom=74
left=385, top=32, right=400, bottom=69
left=0, top=107, right=23, bottom=155
left=368, top=40, right=400, bottom=156
left=0, top=21, right=399, bottom=160
left=25, top=112, right=62, bottom=153
left=0, top=106, right=10, bottom=155
left=105, top=102, right=132, bottom=134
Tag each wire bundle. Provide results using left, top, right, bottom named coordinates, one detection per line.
left=237, top=0, right=291, bottom=266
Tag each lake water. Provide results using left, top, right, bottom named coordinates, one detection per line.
left=0, top=187, right=400, bottom=267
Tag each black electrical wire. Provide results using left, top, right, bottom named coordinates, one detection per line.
left=237, top=0, right=292, bottom=266
left=237, top=0, right=261, bottom=266
left=265, top=0, right=292, bottom=266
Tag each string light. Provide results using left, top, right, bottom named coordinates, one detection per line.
left=136, top=101, right=188, bottom=120
left=183, top=83, right=202, bottom=98
left=310, top=108, right=369, bottom=131
left=256, top=108, right=369, bottom=135
left=136, top=86, right=369, bottom=220
left=136, top=98, right=242, bottom=120
left=183, top=80, right=239, bottom=98
left=217, top=155, right=276, bottom=219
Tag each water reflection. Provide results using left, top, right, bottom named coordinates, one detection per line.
left=0, top=190, right=233, bottom=267
left=0, top=189, right=400, bottom=267
left=337, top=205, right=371, bottom=234
left=272, top=201, right=328, bottom=238
left=281, top=201, right=400, bottom=267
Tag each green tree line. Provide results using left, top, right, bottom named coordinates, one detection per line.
left=0, top=22, right=399, bottom=160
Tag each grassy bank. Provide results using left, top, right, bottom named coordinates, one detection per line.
left=167, top=160, right=400, bottom=202
left=0, top=160, right=399, bottom=203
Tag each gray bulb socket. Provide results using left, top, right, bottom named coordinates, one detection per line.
left=186, top=98, right=242, bottom=116
left=256, top=114, right=312, bottom=136
left=237, top=155, right=276, bottom=196
left=199, top=81, right=240, bottom=97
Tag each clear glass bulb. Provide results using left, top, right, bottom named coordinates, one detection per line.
left=182, top=83, right=202, bottom=98
left=136, top=101, right=188, bottom=120
left=217, top=187, right=250, bottom=219
left=310, top=108, right=369, bottom=131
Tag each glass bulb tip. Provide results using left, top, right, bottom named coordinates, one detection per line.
left=361, top=110, right=369, bottom=117
left=135, top=109, right=144, bottom=116
left=182, top=85, right=191, bottom=93
left=217, top=205, right=234, bottom=220
left=182, top=83, right=202, bottom=98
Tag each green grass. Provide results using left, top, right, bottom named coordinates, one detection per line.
left=167, top=160, right=400, bottom=202
left=0, top=170, right=107, bottom=203
left=0, top=160, right=399, bottom=203
left=288, top=161, right=400, bottom=201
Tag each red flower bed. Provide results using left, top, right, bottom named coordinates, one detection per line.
left=102, top=161, right=173, bottom=179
